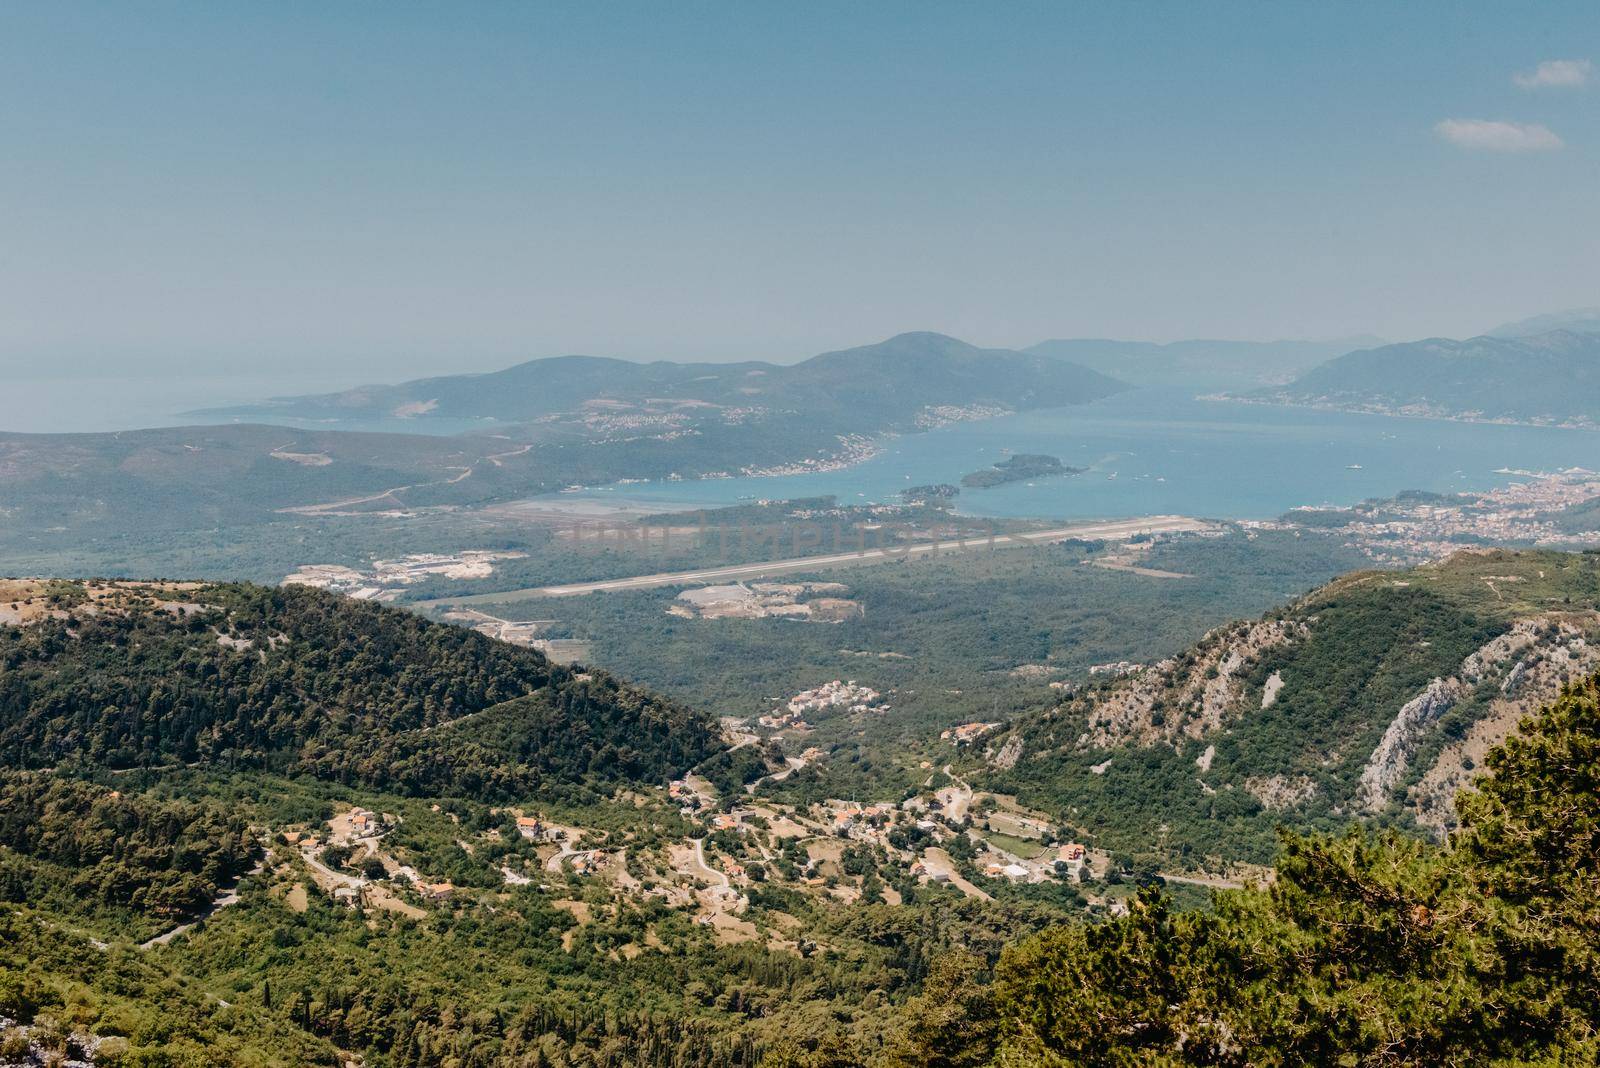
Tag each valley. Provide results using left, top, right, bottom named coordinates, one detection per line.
left=5, top=330, right=1600, bottom=1068
left=7, top=550, right=1600, bottom=1064
left=9, top=7, right=1600, bottom=1064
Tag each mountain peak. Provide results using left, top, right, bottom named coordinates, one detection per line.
left=1487, top=308, right=1600, bottom=339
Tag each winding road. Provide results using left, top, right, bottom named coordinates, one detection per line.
left=140, top=859, right=265, bottom=949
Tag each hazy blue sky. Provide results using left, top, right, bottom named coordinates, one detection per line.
left=3, top=2, right=1597, bottom=389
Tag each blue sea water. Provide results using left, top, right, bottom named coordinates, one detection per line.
left=545, top=390, right=1600, bottom=521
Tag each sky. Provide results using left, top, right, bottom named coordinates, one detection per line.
left=2, top=1, right=1598, bottom=400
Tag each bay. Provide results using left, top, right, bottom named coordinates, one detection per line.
left=545, top=389, right=1600, bottom=520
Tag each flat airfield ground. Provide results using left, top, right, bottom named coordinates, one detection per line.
left=418, top=515, right=1212, bottom=604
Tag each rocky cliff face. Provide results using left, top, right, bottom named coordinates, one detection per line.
left=1405, top=617, right=1600, bottom=834
left=1047, top=598, right=1598, bottom=832
left=1353, top=676, right=1464, bottom=814
left=1351, top=621, right=1553, bottom=815
left=1079, top=618, right=1306, bottom=749
left=981, top=552, right=1600, bottom=869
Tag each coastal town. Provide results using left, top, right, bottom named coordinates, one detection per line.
left=1270, top=469, right=1600, bottom=564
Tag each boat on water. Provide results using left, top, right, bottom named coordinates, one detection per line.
left=1347, top=464, right=1363, bottom=470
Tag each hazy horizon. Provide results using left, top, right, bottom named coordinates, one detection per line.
left=3, top=2, right=1598, bottom=406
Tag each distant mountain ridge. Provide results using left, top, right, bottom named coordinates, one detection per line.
left=1487, top=307, right=1600, bottom=338
left=1026, top=336, right=1380, bottom=390
left=195, top=331, right=1127, bottom=428
left=0, top=332, right=1128, bottom=539
left=1250, top=328, right=1600, bottom=427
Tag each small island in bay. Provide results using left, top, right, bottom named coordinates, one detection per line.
left=901, top=482, right=961, bottom=503
left=960, top=452, right=1084, bottom=489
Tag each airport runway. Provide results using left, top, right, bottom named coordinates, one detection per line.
left=419, top=515, right=1211, bottom=603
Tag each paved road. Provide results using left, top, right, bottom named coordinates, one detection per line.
left=420, top=515, right=1211, bottom=603
left=544, top=841, right=582, bottom=872
left=690, top=838, right=731, bottom=889
left=140, top=859, right=265, bottom=949
left=301, top=846, right=364, bottom=889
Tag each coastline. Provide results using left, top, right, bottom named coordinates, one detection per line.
left=561, top=402, right=1026, bottom=497
left=498, top=391, right=1600, bottom=526
left=1213, top=394, right=1600, bottom=434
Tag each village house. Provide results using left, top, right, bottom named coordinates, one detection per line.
left=515, top=815, right=543, bottom=840
left=985, top=862, right=1031, bottom=881
left=777, top=679, right=887, bottom=719
left=349, top=808, right=384, bottom=836
left=940, top=722, right=1000, bottom=746
left=569, top=851, right=606, bottom=875
left=756, top=710, right=810, bottom=731
left=420, top=882, right=455, bottom=902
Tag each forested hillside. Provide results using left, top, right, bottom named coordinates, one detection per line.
left=878, top=674, right=1600, bottom=1065
left=979, top=549, right=1600, bottom=863
left=197, top=332, right=1126, bottom=430
left=4, top=565, right=1600, bottom=1065
left=9, top=660, right=1595, bottom=1065
left=0, top=333, right=1127, bottom=565
left=1253, top=328, right=1600, bottom=426
left=0, top=580, right=719, bottom=796
left=0, top=774, right=257, bottom=937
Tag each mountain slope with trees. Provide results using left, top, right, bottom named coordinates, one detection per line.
left=0, top=580, right=720, bottom=796
left=4, top=566, right=1600, bottom=1064
left=1251, top=329, right=1600, bottom=426
left=1027, top=336, right=1374, bottom=390
left=196, top=332, right=1127, bottom=429
left=979, top=549, right=1600, bottom=864
left=881, top=673, right=1600, bottom=1066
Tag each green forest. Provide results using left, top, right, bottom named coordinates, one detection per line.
left=4, top=570, right=1600, bottom=1065
left=6, top=667, right=1600, bottom=1064
left=982, top=549, right=1600, bottom=864
left=872, top=676, right=1600, bottom=1066
left=0, top=582, right=719, bottom=797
